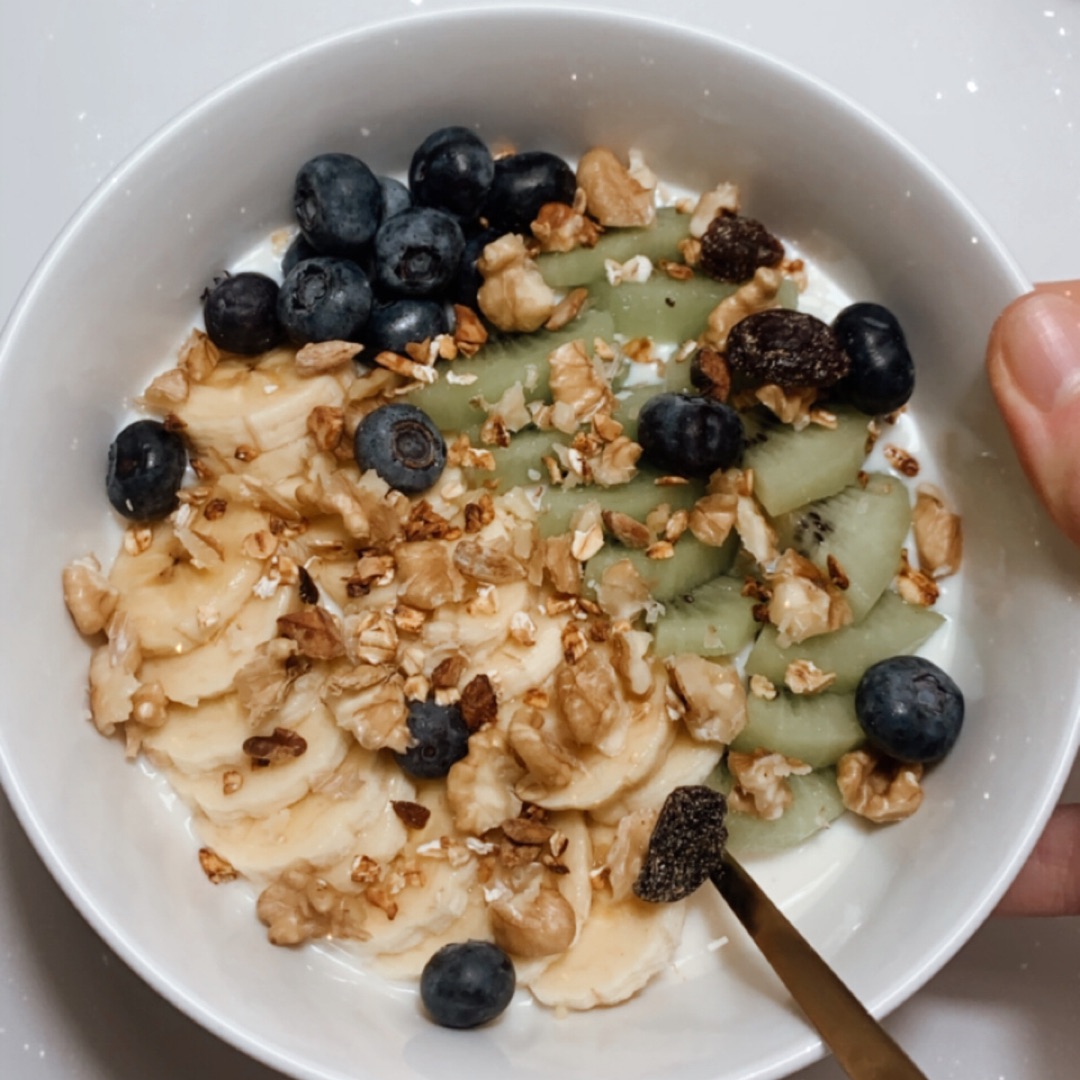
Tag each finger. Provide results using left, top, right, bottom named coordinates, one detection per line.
left=995, top=804, right=1080, bottom=917
left=986, top=286, right=1080, bottom=545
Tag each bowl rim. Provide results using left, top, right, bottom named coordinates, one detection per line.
left=0, top=7, right=1067, bottom=1080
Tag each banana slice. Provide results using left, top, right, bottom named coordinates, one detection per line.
left=138, top=587, right=295, bottom=706
left=174, top=348, right=346, bottom=458
left=167, top=685, right=350, bottom=825
left=528, top=892, right=685, bottom=1010
left=520, top=682, right=677, bottom=812
left=589, top=731, right=723, bottom=827
left=195, top=748, right=414, bottom=881
left=143, top=693, right=249, bottom=776
left=109, top=499, right=270, bottom=656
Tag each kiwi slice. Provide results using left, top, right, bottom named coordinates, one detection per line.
left=743, top=406, right=871, bottom=517
left=536, top=208, right=690, bottom=288
left=584, top=533, right=738, bottom=603
left=730, top=691, right=864, bottom=768
left=408, top=307, right=616, bottom=433
left=745, top=589, right=944, bottom=693
left=537, top=471, right=704, bottom=538
left=468, top=429, right=569, bottom=493
left=652, top=575, right=757, bottom=658
left=589, top=276, right=739, bottom=341
left=775, top=472, right=912, bottom=622
left=706, top=766, right=846, bottom=857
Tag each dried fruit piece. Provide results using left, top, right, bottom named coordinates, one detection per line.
left=699, top=215, right=784, bottom=283
left=726, top=309, right=850, bottom=390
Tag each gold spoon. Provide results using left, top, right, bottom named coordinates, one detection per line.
left=634, top=786, right=929, bottom=1080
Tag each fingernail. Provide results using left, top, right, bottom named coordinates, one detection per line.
left=999, top=292, right=1080, bottom=412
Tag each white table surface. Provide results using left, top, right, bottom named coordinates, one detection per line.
left=3, top=1, right=1079, bottom=1077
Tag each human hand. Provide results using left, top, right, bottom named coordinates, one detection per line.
left=986, top=281, right=1080, bottom=917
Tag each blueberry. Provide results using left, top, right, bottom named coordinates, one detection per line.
left=374, top=208, right=465, bottom=298
left=832, top=302, right=915, bottom=415
left=202, top=272, right=282, bottom=356
left=354, top=403, right=446, bottom=495
left=277, top=257, right=373, bottom=345
left=366, top=299, right=450, bottom=357
left=452, top=226, right=500, bottom=309
left=409, top=126, right=494, bottom=220
left=420, top=941, right=515, bottom=1029
left=293, top=153, right=382, bottom=258
left=855, top=656, right=964, bottom=764
left=281, top=234, right=318, bottom=277
left=637, top=393, right=744, bottom=478
left=393, top=697, right=469, bottom=779
left=484, top=151, right=576, bottom=234
left=378, top=175, right=413, bottom=221
left=106, top=419, right=187, bottom=521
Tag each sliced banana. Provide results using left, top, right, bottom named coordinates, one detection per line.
left=143, top=693, right=249, bottom=776
left=174, top=348, right=345, bottom=458
left=138, top=587, right=294, bottom=706
left=109, top=499, right=270, bottom=656
left=520, top=682, right=677, bottom=812
left=528, top=892, right=685, bottom=1010
left=194, top=747, right=413, bottom=880
left=589, top=731, right=723, bottom=827
left=167, top=688, right=350, bottom=825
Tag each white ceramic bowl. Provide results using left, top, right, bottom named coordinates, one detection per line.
left=2, top=8, right=1078, bottom=1080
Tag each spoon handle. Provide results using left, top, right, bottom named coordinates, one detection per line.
left=711, top=853, right=928, bottom=1080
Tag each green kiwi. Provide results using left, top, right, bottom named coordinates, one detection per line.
left=584, top=533, right=738, bottom=602
left=408, top=307, right=616, bottom=434
left=745, top=590, right=944, bottom=693
left=775, top=472, right=912, bottom=622
left=730, top=691, right=864, bottom=768
left=589, top=276, right=739, bottom=341
left=652, top=576, right=757, bottom=658
left=537, top=471, right=705, bottom=538
left=743, top=406, right=871, bottom=517
left=706, top=766, right=846, bottom=857
left=536, top=208, right=689, bottom=287
left=469, top=429, right=568, bottom=493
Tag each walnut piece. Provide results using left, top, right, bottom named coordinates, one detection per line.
left=277, top=606, right=346, bottom=660
left=322, top=665, right=409, bottom=753
left=837, top=748, right=924, bottom=823
left=604, top=808, right=659, bottom=902
left=234, top=638, right=305, bottom=727
left=452, top=536, right=527, bottom=585
left=728, top=749, right=812, bottom=821
left=531, top=201, right=603, bottom=253
left=242, top=726, right=307, bottom=765
left=555, top=651, right=622, bottom=750
left=547, top=339, right=615, bottom=428
left=509, top=706, right=577, bottom=791
left=446, top=726, right=524, bottom=834
left=545, top=287, right=590, bottom=332
left=576, top=147, right=656, bottom=228
left=667, top=654, right=747, bottom=744
left=395, top=540, right=467, bottom=611
left=88, top=614, right=142, bottom=736
left=689, top=182, right=741, bottom=238
left=256, top=863, right=369, bottom=945
left=477, top=234, right=557, bottom=333
left=295, top=339, right=363, bottom=375
left=178, top=328, right=220, bottom=383
left=914, top=484, right=963, bottom=578
left=702, top=266, right=784, bottom=350
left=63, top=554, right=118, bottom=636
left=489, top=882, right=576, bottom=959
left=391, top=801, right=432, bottom=830
left=460, top=673, right=498, bottom=731
left=767, top=549, right=853, bottom=647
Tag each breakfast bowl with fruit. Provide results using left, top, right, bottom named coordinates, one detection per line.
left=1, top=8, right=1077, bottom=1080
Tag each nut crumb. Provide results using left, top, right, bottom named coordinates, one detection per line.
left=784, top=659, right=836, bottom=695
left=884, top=444, right=920, bottom=477
left=392, top=801, right=432, bottom=830
left=198, top=848, right=239, bottom=885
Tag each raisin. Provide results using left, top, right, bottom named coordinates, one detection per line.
left=725, top=309, right=850, bottom=389
left=699, top=215, right=784, bottom=283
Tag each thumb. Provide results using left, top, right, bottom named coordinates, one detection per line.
left=986, top=281, right=1080, bottom=546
